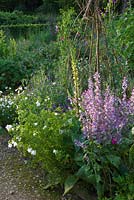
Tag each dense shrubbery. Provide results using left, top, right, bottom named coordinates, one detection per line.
left=0, top=11, right=37, bottom=25
left=107, top=9, right=134, bottom=80
left=0, top=30, right=58, bottom=92
left=7, top=83, right=81, bottom=183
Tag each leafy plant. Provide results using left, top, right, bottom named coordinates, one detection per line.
left=63, top=72, right=134, bottom=198
left=0, top=89, right=17, bottom=127
left=8, top=86, right=81, bottom=185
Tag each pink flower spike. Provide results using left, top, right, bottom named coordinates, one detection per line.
left=111, top=138, right=117, bottom=145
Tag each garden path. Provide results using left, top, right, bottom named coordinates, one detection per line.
left=0, top=132, right=96, bottom=200
left=0, top=133, right=62, bottom=200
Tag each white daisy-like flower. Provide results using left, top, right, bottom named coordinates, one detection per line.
left=43, top=125, right=47, bottom=130
left=16, top=136, right=21, bottom=142
left=36, top=100, right=40, bottom=107
left=8, top=143, right=12, bottom=148
left=6, top=125, right=13, bottom=131
left=8, top=100, right=13, bottom=105
left=27, top=147, right=32, bottom=153
left=12, top=140, right=17, bottom=147
left=53, top=149, right=58, bottom=154
left=132, top=127, right=134, bottom=135
left=52, top=82, right=56, bottom=86
left=34, top=122, right=38, bottom=126
left=31, top=150, right=36, bottom=156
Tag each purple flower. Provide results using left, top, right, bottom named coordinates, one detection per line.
left=80, top=73, right=134, bottom=145
left=74, top=139, right=85, bottom=148
left=122, top=77, right=128, bottom=102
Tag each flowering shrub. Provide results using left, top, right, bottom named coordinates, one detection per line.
left=8, top=89, right=81, bottom=184
left=63, top=73, right=134, bottom=199
left=80, top=72, right=134, bottom=144
left=0, top=90, right=17, bottom=127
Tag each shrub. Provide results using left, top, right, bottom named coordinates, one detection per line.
left=8, top=87, right=81, bottom=184
left=105, top=9, right=134, bottom=89
left=0, top=58, right=25, bottom=91
left=0, top=11, right=37, bottom=25
left=0, top=30, right=59, bottom=92
left=0, top=90, right=17, bottom=127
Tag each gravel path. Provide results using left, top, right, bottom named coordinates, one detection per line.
left=0, top=133, right=62, bottom=200
left=0, top=131, right=97, bottom=200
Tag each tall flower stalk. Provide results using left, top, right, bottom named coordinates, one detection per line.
left=70, top=49, right=80, bottom=115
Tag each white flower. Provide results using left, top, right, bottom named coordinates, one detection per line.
left=8, top=143, right=12, bottom=148
left=12, top=140, right=17, bottom=147
left=53, top=149, right=58, bottom=154
left=33, top=132, right=36, bottom=136
left=15, top=86, right=23, bottom=94
left=36, top=100, right=40, bottom=107
left=25, top=97, right=28, bottom=100
left=132, top=127, right=134, bottom=135
left=31, top=150, right=36, bottom=156
left=6, top=125, right=13, bottom=131
left=52, top=82, right=56, bottom=86
left=27, top=147, right=32, bottom=153
left=54, top=112, right=58, bottom=116
left=34, top=122, right=38, bottom=126
left=24, top=160, right=28, bottom=164
left=43, top=125, right=47, bottom=130
left=8, top=100, right=13, bottom=105
left=16, top=136, right=21, bottom=142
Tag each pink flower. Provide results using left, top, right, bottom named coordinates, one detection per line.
left=111, top=138, right=117, bottom=145
left=80, top=73, right=134, bottom=144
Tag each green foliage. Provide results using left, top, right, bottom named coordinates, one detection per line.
left=57, top=8, right=84, bottom=97
left=0, top=30, right=58, bottom=92
left=56, top=7, right=134, bottom=95
left=67, top=132, right=134, bottom=199
left=0, top=11, right=37, bottom=25
left=64, top=175, right=78, bottom=195
left=8, top=88, right=81, bottom=182
left=0, top=59, right=24, bottom=91
left=0, top=30, right=17, bottom=58
left=0, top=90, right=17, bottom=127
left=105, top=9, right=134, bottom=90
